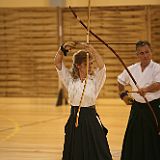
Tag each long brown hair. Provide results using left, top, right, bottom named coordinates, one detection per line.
left=71, top=50, right=93, bottom=79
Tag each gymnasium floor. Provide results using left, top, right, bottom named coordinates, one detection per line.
left=0, top=98, right=130, bottom=160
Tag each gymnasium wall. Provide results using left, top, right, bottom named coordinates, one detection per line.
left=0, top=5, right=160, bottom=98
left=66, top=0, right=160, bottom=7
left=0, top=0, right=160, bottom=7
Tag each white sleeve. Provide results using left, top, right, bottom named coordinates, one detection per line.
left=56, top=62, right=71, bottom=90
left=117, top=69, right=130, bottom=86
left=94, top=65, right=106, bottom=97
left=153, top=64, right=160, bottom=83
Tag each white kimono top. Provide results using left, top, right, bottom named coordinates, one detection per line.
left=57, top=63, right=106, bottom=107
left=118, top=60, right=160, bottom=103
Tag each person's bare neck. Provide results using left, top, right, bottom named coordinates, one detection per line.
left=79, top=72, right=86, bottom=82
left=140, top=61, right=150, bottom=72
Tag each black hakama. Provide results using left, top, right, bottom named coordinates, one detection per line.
left=121, top=98, right=160, bottom=160
left=62, top=106, right=112, bottom=160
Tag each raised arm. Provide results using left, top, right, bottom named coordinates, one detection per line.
left=85, top=44, right=104, bottom=69
left=54, top=42, right=76, bottom=70
left=54, top=48, right=63, bottom=70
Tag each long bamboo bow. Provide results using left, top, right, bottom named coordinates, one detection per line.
left=75, top=0, right=91, bottom=127
left=69, top=6, right=160, bottom=134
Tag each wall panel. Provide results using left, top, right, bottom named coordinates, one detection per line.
left=0, top=5, right=160, bottom=98
left=0, top=8, right=58, bottom=97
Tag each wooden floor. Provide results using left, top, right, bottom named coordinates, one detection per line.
left=0, top=98, right=130, bottom=160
